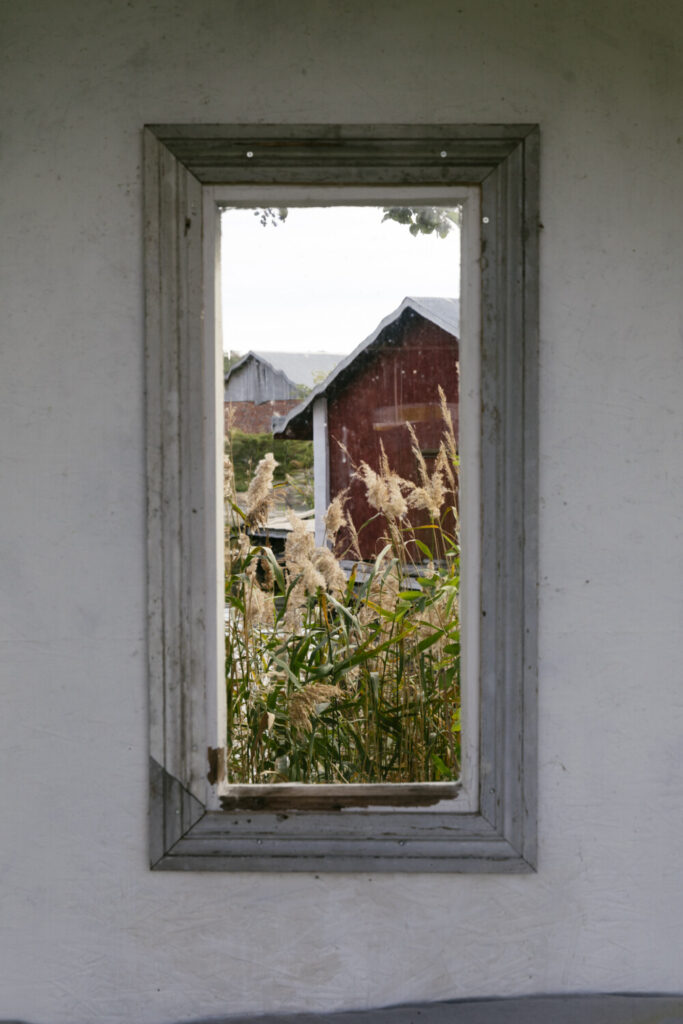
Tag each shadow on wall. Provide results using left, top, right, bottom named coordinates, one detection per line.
left=159, top=993, right=683, bottom=1024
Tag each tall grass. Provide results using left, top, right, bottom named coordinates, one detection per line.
left=224, top=388, right=461, bottom=784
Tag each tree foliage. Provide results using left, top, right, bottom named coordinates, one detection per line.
left=252, top=207, right=288, bottom=228
left=223, top=349, right=242, bottom=376
left=227, top=430, right=313, bottom=492
left=380, top=206, right=461, bottom=238
left=251, top=206, right=461, bottom=238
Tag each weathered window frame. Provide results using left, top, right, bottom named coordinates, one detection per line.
left=145, top=124, right=539, bottom=872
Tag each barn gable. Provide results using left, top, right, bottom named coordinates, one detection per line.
left=226, top=350, right=344, bottom=434
left=274, top=297, right=459, bottom=441
left=274, top=297, right=459, bottom=554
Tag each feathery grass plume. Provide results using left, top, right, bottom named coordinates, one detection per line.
left=242, top=551, right=275, bottom=626
left=439, top=383, right=459, bottom=470
left=435, top=441, right=456, bottom=491
left=223, top=452, right=237, bottom=503
left=289, top=682, right=342, bottom=735
left=357, top=462, right=383, bottom=511
left=384, top=474, right=410, bottom=521
left=403, top=420, right=446, bottom=521
left=282, top=511, right=316, bottom=630
left=407, top=468, right=446, bottom=522
left=302, top=560, right=326, bottom=593
left=324, top=490, right=348, bottom=541
left=260, top=551, right=274, bottom=590
left=284, top=508, right=314, bottom=562
left=343, top=512, right=362, bottom=560
left=244, top=452, right=278, bottom=528
left=284, top=509, right=345, bottom=597
left=335, top=438, right=357, bottom=470
left=357, top=456, right=409, bottom=521
left=405, top=421, right=430, bottom=488
left=223, top=405, right=238, bottom=503
left=378, top=440, right=411, bottom=520
left=312, top=547, right=346, bottom=598
left=243, top=577, right=274, bottom=627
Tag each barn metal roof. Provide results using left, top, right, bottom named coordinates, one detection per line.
left=272, top=296, right=460, bottom=440
left=225, top=350, right=345, bottom=392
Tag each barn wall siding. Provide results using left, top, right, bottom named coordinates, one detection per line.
left=225, top=359, right=300, bottom=403
left=1, top=3, right=683, bottom=1024
left=327, top=317, right=459, bottom=558
left=226, top=399, right=301, bottom=435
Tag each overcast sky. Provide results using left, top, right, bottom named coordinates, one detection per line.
left=220, top=206, right=460, bottom=356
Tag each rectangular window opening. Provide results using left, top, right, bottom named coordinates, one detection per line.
left=146, top=123, right=538, bottom=871
left=210, top=188, right=480, bottom=813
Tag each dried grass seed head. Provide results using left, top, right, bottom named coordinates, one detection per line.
left=438, top=384, right=459, bottom=468
left=407, top=468, right=446, bottom=521
left=313, top=547, right=346, bottom=597
left=357, top=460, right=408, bottom=521
left=324, top=491, right=347, bottom=540
left=245, top=452, right=278, bottom=528
left=289, top=682, right=341, bottom=734
left=435, top=441, right=456, bottom=490
left=405, top=421, right=430, bottom=489
left=243, top=577, right=275, bottom=627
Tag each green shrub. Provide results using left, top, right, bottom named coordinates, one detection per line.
left=227, top=430, right=313, bottom=492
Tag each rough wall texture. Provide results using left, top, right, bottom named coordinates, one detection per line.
left=1, top=3, right=683, bottom=1024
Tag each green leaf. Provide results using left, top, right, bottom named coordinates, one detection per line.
left=259, top=544, right=285, bottom=594
left=414, top=538, right=434, bottom=559
left=415, top=629, right=446, bottom=653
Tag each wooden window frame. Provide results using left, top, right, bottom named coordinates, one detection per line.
left=144, top=124, right=539, bottom=872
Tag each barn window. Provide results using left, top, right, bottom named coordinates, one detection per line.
left=145, top=125, right=538, bottom=870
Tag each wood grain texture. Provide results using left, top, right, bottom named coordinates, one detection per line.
left=218, top=782, right=460, bottom=811
left=148, top=124, right=534, bottom=186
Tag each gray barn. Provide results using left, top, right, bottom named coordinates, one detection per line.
left=225, top=350, right=343, bottom=433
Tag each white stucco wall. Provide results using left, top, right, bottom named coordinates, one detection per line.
left=1, top=2, right=682, bottom=1022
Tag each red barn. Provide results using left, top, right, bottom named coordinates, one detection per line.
left=274, top=297, right=459, bottom=560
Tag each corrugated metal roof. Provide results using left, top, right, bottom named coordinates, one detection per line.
left=226, top=350, right=344, bottom=391
left=273, top=296, right=459, bottom=439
